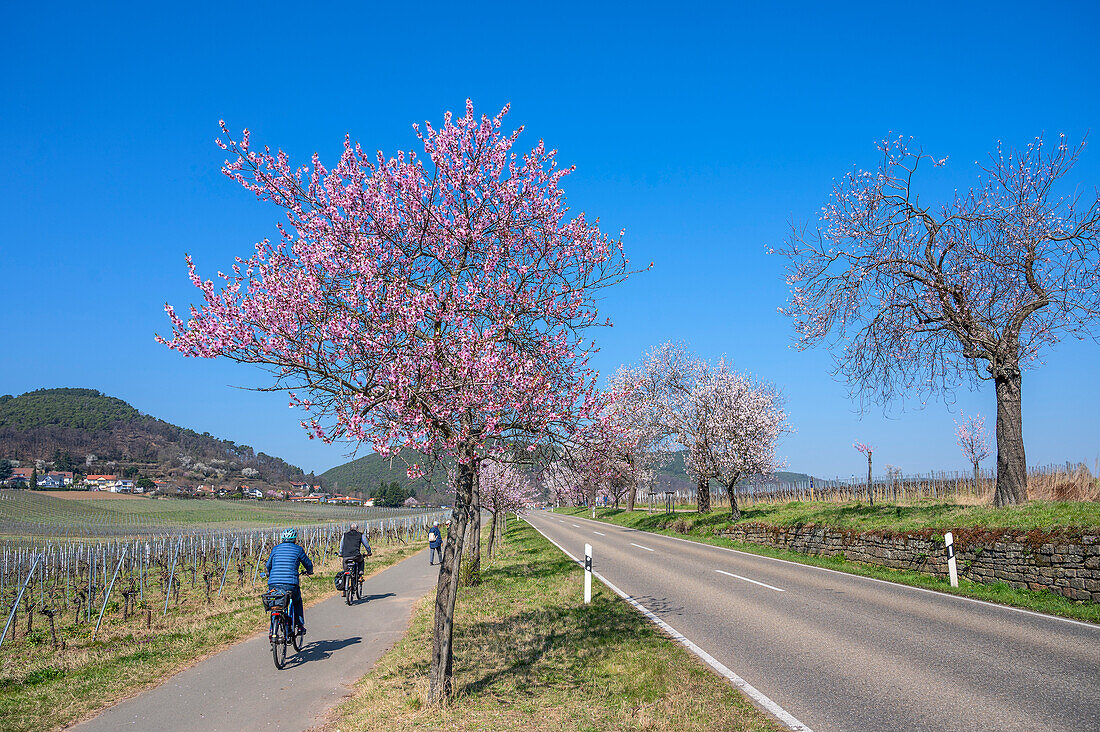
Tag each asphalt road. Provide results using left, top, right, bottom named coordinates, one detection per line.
left=73, top=549, right=437, bottom=732
left=525, top=510, right=1100, bottom=732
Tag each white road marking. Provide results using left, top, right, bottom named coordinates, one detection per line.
left=593, top=531, right=606, bottom=536
left=528, top=519, right=813, bottom=732
left=716, top=569, right=785, bottom=592
left=631, top=542, right=654, bottom=552
left=563, top=513, right=1100, bottom=631
left=572, top=523, right=581, bottom=528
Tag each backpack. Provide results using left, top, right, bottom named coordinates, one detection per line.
left=334, top=573, right=345, bottom=591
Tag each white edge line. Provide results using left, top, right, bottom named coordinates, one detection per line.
left=560, top=512, right=1100, bottom=631
left=527, top=518, right=813, bottom=732
left=630, top=542, right=654, bottom=552
left=716, top=569, right=785, bottom=592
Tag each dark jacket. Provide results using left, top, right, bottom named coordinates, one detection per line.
left=428, top=527, right=442, bottom=548
left=266, top=541, right=313, bottom=585
left=339, top=529, right=371, bottom=558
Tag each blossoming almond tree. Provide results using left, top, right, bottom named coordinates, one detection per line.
left=687, top=362, right=789, bottom=519
left=853, top=441, right=874, bottom=505
left=480, top=461, right=536, bottom=557
left=955, top=414, right=991, bottom=488
left=779, top=135, right=1100, bottom=507
left=159, top=101, right=631, bottom=701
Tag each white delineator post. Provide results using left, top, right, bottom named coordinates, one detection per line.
left=584, top=543, right=592, bottom=604
left=945, top=532, right=959, bottom=588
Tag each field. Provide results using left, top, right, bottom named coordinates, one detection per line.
left=0, top=490, right=430, bottom=537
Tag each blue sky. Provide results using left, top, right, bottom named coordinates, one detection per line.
left=2, top=2, right=1098, bottom=478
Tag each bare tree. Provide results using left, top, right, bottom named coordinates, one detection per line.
left=779, top=134, right=1100, bottom=506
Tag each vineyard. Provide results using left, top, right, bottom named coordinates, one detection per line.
left=0, top=490, right=433, bottom=537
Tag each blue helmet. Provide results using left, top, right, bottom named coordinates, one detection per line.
left=281, top=528, right=298, bottom=542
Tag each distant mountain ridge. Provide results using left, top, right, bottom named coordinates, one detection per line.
left=320, top=448, right=813, bottom=499
left=0, top=388, right=309, bottom=487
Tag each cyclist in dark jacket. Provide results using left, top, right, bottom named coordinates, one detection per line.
left=267, top=528, right=313, bottom=633
left=339, top=523, right=372, bottom=582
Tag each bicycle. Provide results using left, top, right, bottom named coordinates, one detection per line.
left=262, top=571, right=309, bottom=669
left=335, top=552, right=367, bottom=605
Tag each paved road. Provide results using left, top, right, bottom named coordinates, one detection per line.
left=526, top=510, right=1100, bottom=732
left=73, top=550, right=436, bottom=731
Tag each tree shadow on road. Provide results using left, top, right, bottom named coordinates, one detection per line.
left=286, top=636, right=362, bottom=667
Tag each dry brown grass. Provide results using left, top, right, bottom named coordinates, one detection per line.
left=321, top=523, right=782, bottom=732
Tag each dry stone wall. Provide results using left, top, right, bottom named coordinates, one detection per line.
left=718, top=523, right=1100, bottom=602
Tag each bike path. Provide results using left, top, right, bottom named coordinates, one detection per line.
left=72, top=549, right=437, bottom=731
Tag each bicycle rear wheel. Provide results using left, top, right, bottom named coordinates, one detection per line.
left=291, top=619, right=304, bottom=651
left=271, top=614, right=288, bottom=669
left=355, top=571, right=362, bottom=600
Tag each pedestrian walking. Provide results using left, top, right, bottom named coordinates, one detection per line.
left=428, top=521, right=443, bottom=565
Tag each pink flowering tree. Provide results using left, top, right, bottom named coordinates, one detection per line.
left=955, top=414, right=991, bottom=488
left=158, top=101, right=631, bottom=701
left=480, top=461, right=536, bottom=557
left=628, top=342, right=718, bottom=512
left=604, top=365, right=670, bottom=510
left=853, top=442, right=874, bottom=505
left=779, top=135, right=1100, bottom=507
left=688, top=362, right=789, bottom=519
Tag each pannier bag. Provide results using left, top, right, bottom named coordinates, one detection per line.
left=262, top=589, right=291, bottom=611
left=334, top=573, right=345, bottom=591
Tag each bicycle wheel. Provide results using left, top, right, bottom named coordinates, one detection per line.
left=345, top=574, right=353, bottom=605
left=271, top=614, right=287, bottom=669
left=355, top=572, right=362, bottom=600
left=291, top=617, right=304, bottom=652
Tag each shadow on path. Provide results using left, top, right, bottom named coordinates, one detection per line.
left=285, top=636, right=362, bottom=667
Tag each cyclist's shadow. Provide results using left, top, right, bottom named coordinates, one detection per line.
left=285, top=636, right=362, bottom=667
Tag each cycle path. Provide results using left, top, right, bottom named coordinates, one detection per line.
left=72, top=549, right=437, bottom=731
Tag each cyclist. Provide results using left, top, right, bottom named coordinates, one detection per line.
left=339, top=522, right=372, bottom=586
left=266, top=528, right=313, bottom=634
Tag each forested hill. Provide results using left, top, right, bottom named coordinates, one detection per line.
left=0, top=388, right=308, bottom=486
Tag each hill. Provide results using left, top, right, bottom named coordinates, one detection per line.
left=320, top=447, right=814, bottom=502
left=0, top=388, right=309, bottom=487
left=320, top=451, right=442, bottom=498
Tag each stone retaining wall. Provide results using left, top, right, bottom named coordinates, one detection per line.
left=718, top=523, right=1100, bottom=602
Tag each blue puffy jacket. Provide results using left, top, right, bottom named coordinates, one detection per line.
left=266, top=541, right=313, bottom=585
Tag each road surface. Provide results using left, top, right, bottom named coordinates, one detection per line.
left=73, top=550, right=437, bottom=731
left=525, top=510, right=1100, bottom=732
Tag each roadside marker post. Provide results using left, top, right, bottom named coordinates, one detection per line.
left=945, top=532, right=959, bottom=587
left=584, top=543, right=592, bottom=604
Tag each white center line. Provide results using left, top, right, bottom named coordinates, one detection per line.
left=593, top=531, right=606, bottom=536
left=716, top=569, right=785, bottom=592
left=631, top=542, right=654, bottom=552
left=572, top=523, right=581, bottom=528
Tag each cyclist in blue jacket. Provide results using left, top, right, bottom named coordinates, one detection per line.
left=267, top=528, right=313, bottom=634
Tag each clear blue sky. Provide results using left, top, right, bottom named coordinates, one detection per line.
left=2, top=2, right=1098, bottom=478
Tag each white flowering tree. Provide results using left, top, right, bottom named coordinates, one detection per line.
left=687, top=362, right=789, bottom=519
left=955, top=414, right=991, bottom=488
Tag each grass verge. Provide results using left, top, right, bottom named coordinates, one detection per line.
left=557, top=507, right=1100, bottom=625
left=636, top=498, right=1100, bottom=533
left=0, top=539, right=423, bottom=732
left=322, top=521, right=782, bottom=732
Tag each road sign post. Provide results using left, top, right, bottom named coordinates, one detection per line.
left=945, top=532, right=959, bottom=587
left=584, top=543, right=592, bottom=604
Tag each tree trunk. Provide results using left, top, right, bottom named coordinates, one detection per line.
left=697, top=478, right=711, bottom=513
left=463, top=460, right=481, bottom=586
left=993, top=369, right=1028, bottom=506
left=972, top=461, right=980, bottom=493
left=486, top=510, right=498, bottom=558
left=724, top=481, right=741, bottom=520
left=627, top=483, right=637, bottom=512
left=866, top=453, right=873, bottom=507
left=428, top=442, right=474, bottom=703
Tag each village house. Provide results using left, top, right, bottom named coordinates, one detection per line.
left=84, top=474, right=117, bottom=490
